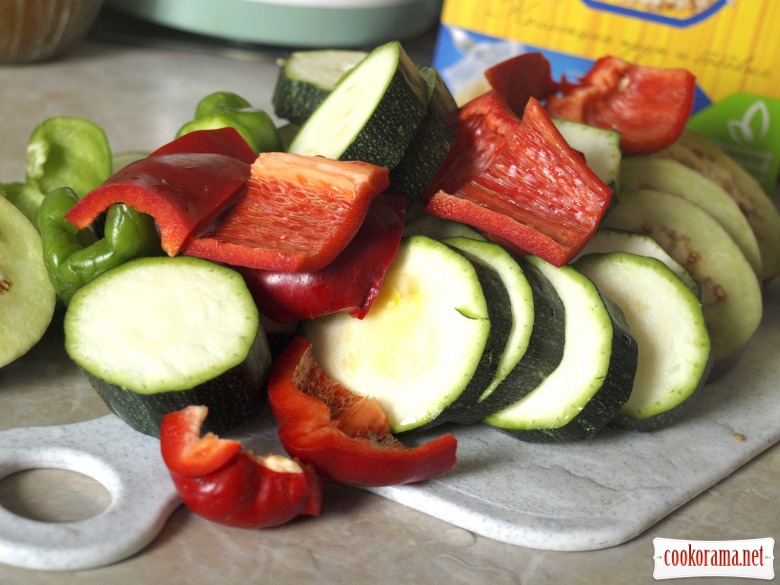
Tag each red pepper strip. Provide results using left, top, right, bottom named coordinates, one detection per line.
left=423, top=91, right=613, bottom=267
left=65, top=129, right=256, bottom=256
left=484, top=52, right=560, bottom=116
left=149, top=126, right=257, bottom=164
left=267, top=337, right=458, bottom=487
left=182, top=152, right=391, bottom=273
left=160, top=405, right=323, bottom=529
left=545, top=56, right=696, bottom=155
left=238, top=192, right=406, bottom=324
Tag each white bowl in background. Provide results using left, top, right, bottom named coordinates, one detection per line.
left=106, top=0, right=443, bottom=48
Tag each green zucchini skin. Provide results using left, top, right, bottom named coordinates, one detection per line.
left=442, top=243, right=567, bottom=422
left=484, top=258, right=638, bottom=443
left=431, top=255, right=515, bottom=427
left=390, top=66, right=459, bottom=202
left=272, top=49, right=367, bottom=125
left=474, top=257, right=566, bottom=416
left=288, top=41, right=429, bottom=171
left=85, top=330, right=270, bottom=438
left=498, top=290, right=636, bottom=443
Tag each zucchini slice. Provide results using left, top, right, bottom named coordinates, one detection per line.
left=484, top=256, right=637, bottom=443
left=574, top=252, right=712, bottom=431
left=553, top=118, right=622, bottom=189
left=601, top=188, right=763, bottom=364
left=389, top=65, right=459, bottom=201
left=64, top=256, right=271, bottom=437
left=443, top=237, right=565, bottom=421
left=620, top=156, right=762, bottom=276
left=578, top=227, right=699, bottom=295
left=288, top=41, right=429, bottom=170
left=402, top=214, right=485, bottom=241
left=302, top=235, right=512, bottom=434
left=271, top=49, right=368, bottom=125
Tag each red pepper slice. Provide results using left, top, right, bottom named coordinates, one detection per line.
left=149, top=126, right=257, bottom=163
left=484, top=52, right=560, bottom=116
left=238, top=192, right=406, bottom=324
left=424, top=91, right=612, bottom=266
left=182, top=153, right=391, bottom=273
left=65, top=129, right=253, bottom=255
left=545, top=56, right=696, bottom=155
left=160, top=405, right=323, bottom=529
left=267, top=336, right=458, bottom=487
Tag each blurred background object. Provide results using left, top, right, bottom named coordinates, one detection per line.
left=104, top=0, right=443, bottom=48
left=0, top=0, right=104, bottom=64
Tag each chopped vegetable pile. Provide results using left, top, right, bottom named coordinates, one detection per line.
left=2, top=40, right=779, bottom=531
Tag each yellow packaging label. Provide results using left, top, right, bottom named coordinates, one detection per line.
left=433, top=0, right=780, bottom=191
left=439, top=1, right=779, bottom=102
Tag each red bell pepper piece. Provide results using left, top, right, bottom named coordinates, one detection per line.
left=238, top=192, right=406, bottom=324
left=545, top=56, right=696, bottom=155
left=267, top=336, right=458, bottom=487
left=182, top=152, right=391, bottom=273
left=424, top=91, right=613, bottom=267
left=160, top=405, right=323, bottom=529
left=484, top=52, right=560, bottom=116
left=65, top=129, right=253, bottom=255
left=149, top=126, right=257, bottom=163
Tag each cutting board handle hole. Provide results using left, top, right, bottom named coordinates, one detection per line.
left=0, top=468, right=112, bottom=522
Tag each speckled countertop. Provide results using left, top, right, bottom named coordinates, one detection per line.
left=1, top=10, right=779, bottom=585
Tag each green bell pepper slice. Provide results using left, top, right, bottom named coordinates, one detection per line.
left=38, top=187, right=162, bottom=305
left=1, top=116, right=113, bottom=226
left=176, top=91, right=282, bottom=155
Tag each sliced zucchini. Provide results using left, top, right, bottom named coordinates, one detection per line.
left=656, top=130, right=780, bottom=281
left=443, top=237, right=565, bottom=421
left=578, top=227, right=699, bottom=295
left=288, top=41, right=429, bottom=170
left=302, top=235, right=512, bottom=434
left=402, top=214, right=485, bottom=241
left=271, top=49, right=368, bottom=125
left=574, top=252, right=712, bottom=431
left=601, top=188, right=763, bottom=364
left=553, top=118, right=622, bottom=189
left=484, top=256, right=637, bottom=443
left=64, top=256, right=271, bottom=437
left=620, top=156, right=762, bottom=276
left=389, top=65, right=459, bottom=201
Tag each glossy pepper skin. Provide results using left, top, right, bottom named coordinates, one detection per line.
left=1, top=116, right=112, bottom=226
left=424, top=91, right=612, bottom=267
left=176, top=91, right=283, bottom=155
left=37, top=187, right=162, bottom=305
left=160, top=405, right=323, bottom=529
left=267, top=336, right=458, bottom=487
left=65, top=129, right=253, bottom=256
left=238, top=192, right=407, bottom=323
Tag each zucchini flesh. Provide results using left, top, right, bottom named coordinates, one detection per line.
left=601, top=188, right=762, bottom=362
left=64, top=256, right=271, bottom=437
left=443, top=237, right=565, bottom=420
left=271, top=49, right=367, bottom=125
left=553, top=118, right=621, bottom=189
left=484, top=256, right=637, bottom=443
left=578, top=227, right=699, bottom=296
left=574, top=252, right=712, bottom=431
left=302, top=235, right=511, bottom=434
left=288, top=41, right=428, bottom=170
